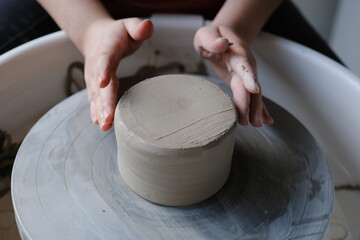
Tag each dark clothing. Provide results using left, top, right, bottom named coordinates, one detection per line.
left=101, top=0, right=225, bottom=20
left=0, top=0, right=342, bottom=64
left=0, top=0, right=59, bottom=54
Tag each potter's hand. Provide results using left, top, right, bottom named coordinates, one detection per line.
left=84, top=18, right=153, bottom=131
left=194, top=25, right=273, bottom=127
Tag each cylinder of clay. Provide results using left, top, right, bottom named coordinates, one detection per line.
left=114, top=74, right=236, bottom=206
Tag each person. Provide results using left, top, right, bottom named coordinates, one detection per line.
left=1, top=0, right=343, bottom=131
left=34, top=0, right=281, bottom=131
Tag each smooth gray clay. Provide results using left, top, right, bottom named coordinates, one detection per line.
left=114, top=74, right=236, bottom=206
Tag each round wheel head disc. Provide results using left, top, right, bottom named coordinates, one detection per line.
left=12, top=78, right=333, bottom=240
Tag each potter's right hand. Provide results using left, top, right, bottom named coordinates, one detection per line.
left=83, top=18, right=153, bottom=131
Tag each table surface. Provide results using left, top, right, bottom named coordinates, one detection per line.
left=11, top=76, right=333, bottom=240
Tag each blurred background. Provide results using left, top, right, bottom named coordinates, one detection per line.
left=293, top=0, right=360, bottom=76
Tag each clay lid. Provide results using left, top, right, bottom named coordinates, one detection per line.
left=116, top=74, right=236, bottom=149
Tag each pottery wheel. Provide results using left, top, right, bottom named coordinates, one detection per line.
left=12, top=76, right=333, bottom=240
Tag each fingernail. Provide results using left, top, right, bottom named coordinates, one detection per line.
left=250, top=77, right=260, bottom=93
left=248, top=82, right=260, bottom=94
left=242, top=119, right=249, bottom=126
left=214, top=38, right=229, bottom=52
left=255, top=83, right=260, bottom=93
left=252, top=110, right=261, bottom=127
left=142, top=18, right=151, bottom=22
left=97, top=73, right=103, bottom=86
left=215, top=37, right=227, bottom=43
left=258, top=113, right=263, bottom=127
left=263, top=106, right=274, bottom=124
left=101, top=108, right=110, bottom=119
left=100, top=121, right=106, bottom=130
left=240, top=113, right=249, bottom=126
left=261, top=112, right=265, bottom=124
left=91, top=114, right=98, bottom=124
left=248, top=82, right=258, bottom=93
left=266, top=115, right=274, bottom=125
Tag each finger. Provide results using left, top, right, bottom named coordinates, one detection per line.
left=97, top=19, right=153, bottom=89
left=91, top=36, right=120, bottom=89
left=212, top=61, right=232, bottom=86
left=96, top=54, right=116, bottom=88
left=84, top=60, right=101, bottom=124
left=249, top=92, right=263, bottom=127
left=85, top=74, right=99, bottom=103
left=228, top=54, right=260, bottom=94
left=90, top=100, right=99, bottom=125
left=123, top=18, right=153, bottom=41
left=101, top=123, right=113, bottom=131
left=94, top=93, right=102, bottom=126
left=262, top=103, right=274, bottom=125
left=194, top=26, right=230, bottom=53
left=198, top=46, right=224, bottom=62
left=97, top=73, right=119, bottom=131
left=96, top=99, right=112, bottom=131
left=230, top=74, right=250, bottom=126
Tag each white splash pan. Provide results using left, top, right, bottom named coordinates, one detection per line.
left=1, top=15, right=359, bottom=239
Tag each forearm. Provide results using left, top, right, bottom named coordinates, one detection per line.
left=214, top=0, right=283, bottom=44
left=37, top=0, right=112, bottom=54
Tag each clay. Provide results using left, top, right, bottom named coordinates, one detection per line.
left=114, top=74, right=236, bottom=206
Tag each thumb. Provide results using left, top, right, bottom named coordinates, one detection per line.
left=123, top=18, right=153, bottom=41
left=194, top=26, right=231, bottom=54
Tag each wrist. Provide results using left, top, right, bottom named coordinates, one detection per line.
left=213, top=0, right=283, bottom=45
left=209, top=22, right=254, bottom=47
left=212, top=20, right=257, bottom=45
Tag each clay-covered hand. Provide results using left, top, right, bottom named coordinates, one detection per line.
left=84, top=18, right=153, bottom=131
left=194, top=25, right=273, bottom=127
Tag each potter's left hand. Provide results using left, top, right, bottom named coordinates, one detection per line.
left=194, top=25, right=273, bottom=127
